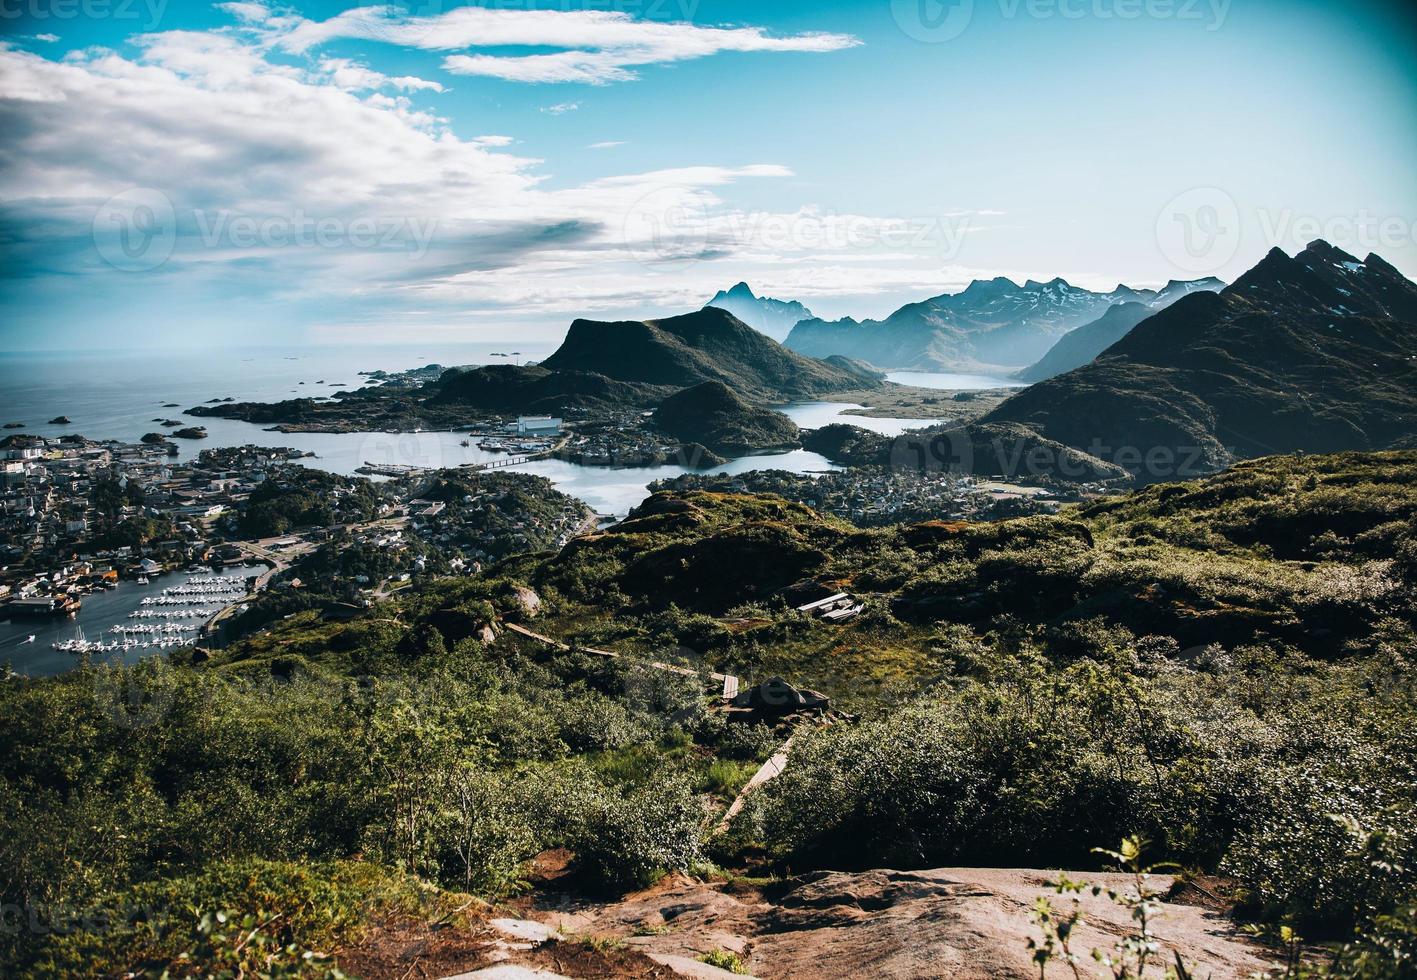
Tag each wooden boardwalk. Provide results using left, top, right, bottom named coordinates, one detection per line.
left=503, top=622, right=740, bottom=701
left=502, top=623, right=797, bottom=836
left=715, top=737, right=793, bottom=835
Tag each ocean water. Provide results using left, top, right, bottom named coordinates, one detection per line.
left=0, top=344, right=557, bottom=462
left=778, top=402, right=938, bottom=435
left=0, top=347, right=957, bottom=516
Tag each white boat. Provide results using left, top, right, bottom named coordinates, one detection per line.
left=137, top=575, right=149, bottom=585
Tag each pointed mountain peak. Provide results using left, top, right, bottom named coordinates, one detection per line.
left=1364, top=252, right=1402, bottom=276
left=1023, top=276, right=1070, bottom=290
left=1238, top=246, right=1301, bottom=281
left=710, top=281, right=758, bottom=303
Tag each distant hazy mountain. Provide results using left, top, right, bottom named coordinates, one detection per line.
left=705, top=282, right=814, bottom=342
left=784, top=276, right=1223, bottom=371
left=434, top=307, right=880, bottom=414
left=1015, top=278, right=1224, bottom=382
left=982, top=241, right=1417, bottom=481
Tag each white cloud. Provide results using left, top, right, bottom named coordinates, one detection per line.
left=215, top=2, right=270, bottom=23
left=256, top=5, right=859, bottom=85
left=541, top=101, right=580, bottom=115
left=0, top=14, right=966, bottom=342
left=588, top=141, right=626, bottom=150
left=317, top=57, right=444, bottom=93
left=33, top=34, right=60, bottom=43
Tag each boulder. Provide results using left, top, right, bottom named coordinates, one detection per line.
left=510, top=585, right=542, bottom=619
left=731, top=677, right=830, bottom=715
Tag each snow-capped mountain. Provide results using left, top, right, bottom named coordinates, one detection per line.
left=1015, top=277, right=1225, bottom=382
left=783, top=276, right=1222, bottom=372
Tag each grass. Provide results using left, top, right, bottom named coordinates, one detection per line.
left=698, top=758, right=759, bottom=797
left=699, top=948, right=750, bottom=973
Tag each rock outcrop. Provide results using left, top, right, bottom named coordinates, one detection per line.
left=519, top=867, right=1279, bottom=979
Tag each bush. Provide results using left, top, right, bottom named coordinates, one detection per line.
left=20, top=859, right=454, bottom=978
left=573, top=778, right=705, bottom=890
left=1223, top=779, right=1417, bottom=933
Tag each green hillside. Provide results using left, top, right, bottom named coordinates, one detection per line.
left=2, top=451, right=1413, bottom=977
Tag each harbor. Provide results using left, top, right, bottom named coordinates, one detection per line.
left=1, top=566, right=256, bottom=677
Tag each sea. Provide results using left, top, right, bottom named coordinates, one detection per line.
left=0, top=346, right=1020, bottom=675
left=0, top=347, right=1024, bottom=514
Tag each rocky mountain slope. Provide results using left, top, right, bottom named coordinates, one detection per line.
left=982, top=241, right=1417, bottom=480
left=705, top=282, right=815, bottom=342
left=784, top=276, right=1221, bottom=371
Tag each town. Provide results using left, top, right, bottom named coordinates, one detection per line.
left=650, top=466, right=1071, bottom=527
left=0, top=433, right=593, bottom=655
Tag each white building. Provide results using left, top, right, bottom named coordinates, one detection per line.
left=511, top=416, right=562, bottom=436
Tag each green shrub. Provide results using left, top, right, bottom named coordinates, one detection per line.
left=699, top=948, right=749, bottom=973
left=21, top=859, right=453, bottom=978
left=574, top=778, right=705, bottom=890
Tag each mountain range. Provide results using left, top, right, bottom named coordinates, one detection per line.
left=704, top=282, right=815, bottom=342
left=784, top=276, right=1223, bottom=371
left=1013, top=279, right=1225, bottom=382
left=980, top=240, right=1417, bottom=480
left=432, top=307, right=880, bottom=413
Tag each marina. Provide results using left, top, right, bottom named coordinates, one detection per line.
left=1, top=567, right=257, bottom=676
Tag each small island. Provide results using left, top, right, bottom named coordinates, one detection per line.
left=652, top=380, right=800, bottom=456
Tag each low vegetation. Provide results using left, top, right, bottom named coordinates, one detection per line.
left=1, top=450, right=1413, bottom=975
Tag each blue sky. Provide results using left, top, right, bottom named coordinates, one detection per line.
left=1, top=0, right=1414, bottom=349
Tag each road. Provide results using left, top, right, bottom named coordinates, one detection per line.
left=201, top=514, right=412, bottom=636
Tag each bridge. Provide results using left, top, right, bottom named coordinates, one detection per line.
left=470, top=453, right=539, bottom=470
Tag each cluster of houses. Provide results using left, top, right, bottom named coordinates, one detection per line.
left=403, top=477, right=594, bottom=570
left=654, top=467, right=1068, bottom=527
left=552, top=412, right=687, bottom=468
left=0, top=437, right=311, bottom=617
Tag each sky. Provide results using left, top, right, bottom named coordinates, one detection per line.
left=1, top=0, right=1414, bottom=350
